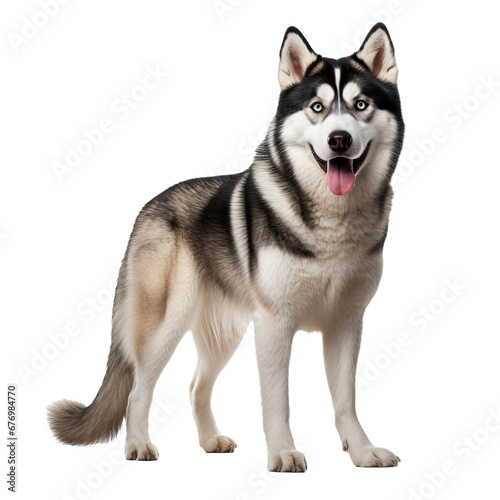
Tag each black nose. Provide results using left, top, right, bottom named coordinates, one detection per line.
left=328, top=131, right=352, bottom=153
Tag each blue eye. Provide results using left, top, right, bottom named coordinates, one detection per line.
left=311, top=102, right=323, bottom=113
left=355, top=100, right=368, bottom=111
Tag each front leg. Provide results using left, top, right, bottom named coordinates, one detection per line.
left=323, top=315, right=400, bottom=467
left=254, top=313, right=307, bottom=472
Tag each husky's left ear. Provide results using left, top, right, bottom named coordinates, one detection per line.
left=279, top=27, right=320, bottom=90
left=355, top=23, right=398, bottom=84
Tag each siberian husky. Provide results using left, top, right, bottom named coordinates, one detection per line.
left=49, top=22, right=404, bottom=472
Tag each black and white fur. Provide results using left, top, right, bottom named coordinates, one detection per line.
left=48, top=23, right=404, bottom=472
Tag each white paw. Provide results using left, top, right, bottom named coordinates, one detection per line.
left=349, top=446, right=400, bottom=467
left=268, top=450, right=307, bottom=472
left=125, top=440, right=159, bottom=461
left=201, top=434, right=237, bottom=453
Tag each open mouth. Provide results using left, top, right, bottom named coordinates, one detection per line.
left=309, top=141, right=371, bottom=196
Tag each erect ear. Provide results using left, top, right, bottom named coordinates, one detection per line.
left=355, top=23, right=398, bottom=84
left=278, top=27, right=320, bottom=90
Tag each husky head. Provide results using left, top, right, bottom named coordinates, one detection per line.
left=274, top=23, right=404, bottom=197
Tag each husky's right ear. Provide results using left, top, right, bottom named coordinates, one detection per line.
left=279, top=27, right=320, bottom=90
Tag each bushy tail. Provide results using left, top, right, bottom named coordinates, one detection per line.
left=47, top=342, right=134, bottom=445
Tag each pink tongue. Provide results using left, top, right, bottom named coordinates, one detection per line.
left=326, top=158, right=355, bottom=195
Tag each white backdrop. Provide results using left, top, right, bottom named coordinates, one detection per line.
left=2, top=1, right=500, bottom=499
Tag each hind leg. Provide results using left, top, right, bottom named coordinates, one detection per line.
left=190, top=308, right=246, bottom=453
left=125, top=321, right=188, bottom=460
left=123, top=239, right=197, bottom=460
